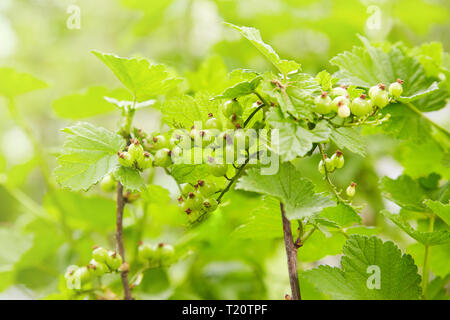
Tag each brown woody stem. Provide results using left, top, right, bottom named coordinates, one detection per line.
left=116, top=182, right=132, bottom=300
left=280, top=202, right=301, bottom=300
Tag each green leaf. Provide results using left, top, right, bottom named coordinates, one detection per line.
left=300, top=231, right=347, bottom=262
left=380, top=175, right=428, bottom=211
left=382, top=210, right=450, bottom=246
left=92, top=51, right=180, bottom=101
left=213, top=76, right=262, bottom=100
left=0, top=67, right=47, bottom=97
left=378, top=103, right=433, bottom=143
left=303, top=235, right=422, bottom=300
left=236, top=162, right=334, bottom=220
left=424, top=200, right=450, bottom=225
left=226, top=23, right=300, bottom=77
left=113, top=166, right=144, bottom=192
left=53, top=86, right=131, bottom=119
left=319, top=203, right=361, bottom=227
left=330, top=127, right=366, bottom=156
left=267, top=109, right=331, bottom=161
left=161, top=93, right=220, bottom=129
left=233, top=196, right=282, bottom=240
left=170, top=164, right=210, bottom=185
left=54, top=122, right=126, bottom=191
left=44, top=190, right=116, bottom=232
left=315, top=70, right=333, bottom=91
left=185, top=55, right=230, bottom=94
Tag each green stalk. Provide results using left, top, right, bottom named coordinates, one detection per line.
left=422, top=214, right=435, bottom=297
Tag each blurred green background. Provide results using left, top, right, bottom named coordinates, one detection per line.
left=0, top=0, right=448, bottom=299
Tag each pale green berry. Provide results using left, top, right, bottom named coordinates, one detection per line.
left=223, top=99, right=243, bottom=117
left=331, top=86, right=348, bottom=98
left=88, top=259, right=109, bottom=276
left=105, top=251, right=123, bottom=271
left=389, top=79, right=404, bottom=98
left=153, top=148, right=172, bottom=167
left=337, top=104, right=351, bottom=118
left=350, top=94, right=372, bottom=116
left=100, top=174, right=116, bottom=192
left=318, top=160, right=325, bottom=175
left=92, top=247, right=109, bottom=263
left=205, top=113, right=222, bottom=130
left=346, top=182, right=356, bottom=197
left=369, top=83, right=389, bottom=108
left=202, top=198, right=218, bottom=212
left=331, top=96, right=350, bottom=113
left=158, top=243, right=175, bottom=265
left=138, top=243, right=158, bottom=261
left=150, top=135, right=167, bottom=150
left=128, top=139, right=145, bottom=165
left=331, top=150, right=344, bottom=169
left=325, top=157, right=335, bottom=172
left=137, top=151, right=152, bottom=170
left=314, top=92, right=332, bottom=114
left=196, top=180, right=216, bottom=197
left=64, top=265, right=79, bottom=280
left=118, top=151, right=133, bottom=167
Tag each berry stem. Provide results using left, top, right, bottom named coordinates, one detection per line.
left=116, top=181, right=132, bottom=300
left=422, top=214, right=435, bottom=297
left=280, top=202, right=301, bottom=300
left=244, top=103, right=265, bottom=127
left=216, top=158, right=250, bottom=203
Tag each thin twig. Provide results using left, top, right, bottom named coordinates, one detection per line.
left=116, top=182, right=132, bottom=300
left=280, top=202, right=301, bottom=300
left=216, top=158, right=250, bottom=203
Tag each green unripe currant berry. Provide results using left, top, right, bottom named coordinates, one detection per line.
left=88, top=259, right=109, bottom=276
left=318, top=160, right=325, bottom=175
left=207, top=156, right=228, bottom=177
left=314, top=92, right=332, bottom=114
left=196, top=180, right=216, bottom=197
left=205, top=113, right=222, bottom=130
left=369, top=83, right=389, bottom=108
left=196, top=130, right=214, bottom=148
left=157, top=243, right=175, bottom=265
left=223, top=99, right=243, bottom=118
left=184, top=192, right=203, bottom=210
left=389, top=79, right=404, bottom=98
left=153, top=148, right=172, bottom=167
left=181, top=183, right=195, bottom=197
left=100, top=174, right=116, bottom=192
left=331, top=96, right=350, bottom=113
left=346, top=182, right=356, bottom=197
left=150, top=135, right=167, bottom=150
left=64, top=265, right=79, bottom=280
left=137, top=151, right=153, bottom=170
left=331, top=150, right=344, bottom=169
left=325, top=157, right=335, bottom=172
left=118, top=151, right=133, bottom=167
left=75, top=266, right=92, bottom=283
left=350, top=94, right=372, bottom=116
left=128, top=139, right=145, bottom=165
left=92, top=246, right=109, bottom=263
left=202, top=198, right=218, bottom=212
left=331, top=86, right=348, bottom=98
left=337, top=104, right=351, bottom=118
left=138, top=243, right=157, bottom=261
left=105, top=251, right=123, bottom=271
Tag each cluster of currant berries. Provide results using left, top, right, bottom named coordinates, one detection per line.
left=318, top=150, right=345, bottom=175
left=178, top=180, right=219, bottom=222
left=138, top=242, right=175, bottom=267
left=118, top=138, right=153, bottom=170
left=64, top=246, right=124, bottom=290
left=313, top=79, right=404, bottom=118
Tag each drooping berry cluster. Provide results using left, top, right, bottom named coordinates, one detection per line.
left=64, top=246, right=124, bottom=290
left=177, top=180, right=219, bottom=222
left=318, top=150, right=345, bottom=175
left=313, top=80, right=404, bottom=118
